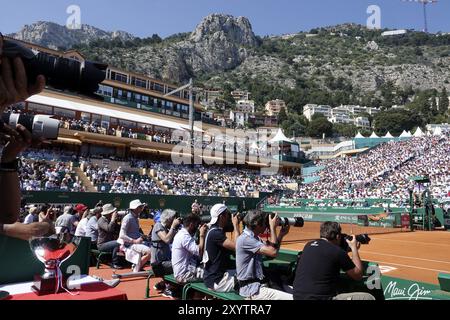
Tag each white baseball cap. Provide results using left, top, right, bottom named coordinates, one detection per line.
left=209, top=204, right=228, bottom=226
left=129, top=199, right=145, bottom=210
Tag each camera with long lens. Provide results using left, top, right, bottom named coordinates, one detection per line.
left=340, top=233, right=371, bottom=252
left=1, top=112, right=60, bottom=140
left=1, top=39, right=107, bottom=140
left=235, top=211, right=304, bottom=228
left=2, top=39, right=107, bottom=99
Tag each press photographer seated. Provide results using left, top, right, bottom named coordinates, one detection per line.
left=293, top=221, right=375, bottom=300
left=172, top=214, right=207, bottom=284
left=236, top=210, right=292, bottom=300
left=150, top=209, right=182, bottom=296
left=203, top=204, right=241, bottom=293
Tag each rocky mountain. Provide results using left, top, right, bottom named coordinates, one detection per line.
left=7, top=21, right=135, bottom=50
left=8, top=15, right=450, bottom=111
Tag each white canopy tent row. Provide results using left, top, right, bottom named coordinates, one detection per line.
left=399, top=130, right=412, bottom=138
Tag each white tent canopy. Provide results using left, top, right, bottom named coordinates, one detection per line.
left=433, top=127, right=443, bottom=136
left=270, top=128, right=293, bottom=143
left=383, top=131, right=394, bottom=138
left=413, top=127, right=424, bottom=137
left=369, top=131, right=379, bottom=138
left=399, top=130, right=412, bottom=138
left=355, top=132, right=365, bottom=139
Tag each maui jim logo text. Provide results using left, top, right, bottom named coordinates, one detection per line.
left=384, top=281, right=432, bottom=300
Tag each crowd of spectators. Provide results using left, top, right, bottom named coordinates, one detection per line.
left=19, top=158, right=85, bottom=192
left=293, top=135, right=450, bottom=206
left=83, top=164, right=166, bottom=194
left=61, top=118, right=174, bottom=144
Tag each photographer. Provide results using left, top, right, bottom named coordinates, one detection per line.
left=0, top=34, right=45, bottom=224
left=236, top=210, right=292, bottom=300
left=292, top=221, right=375, bottom=300
left=74, top=204, right=91, bottom=237
left=150, top=209, right=182, bottom=297
left=172, top=214, right=208, bottom=285
left=98, top=204, right=122, bottom=270
left=55, top=205, right=79, bottom=236
left=203, top=204, right=241, bottom=293
left=0, top=34, right=45, bottom=112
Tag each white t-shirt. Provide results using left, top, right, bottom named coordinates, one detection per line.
left=171, top=228, right=200, bottom=279
left=74, top=217, right=88, bottom=237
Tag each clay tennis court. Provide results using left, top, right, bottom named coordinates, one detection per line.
left=90, top=220, right=450, bottom=300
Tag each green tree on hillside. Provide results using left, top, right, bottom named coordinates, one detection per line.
left=439, top=88, right=449, bottom=113
left=307, top=115, right=333, bottom=138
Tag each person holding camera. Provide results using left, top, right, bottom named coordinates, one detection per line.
left=293, top=221, right=375, bottom=300
left=98, top=204, right=122, bottom=270
left=55, top=205, right=79, bottom=236
left=236, top=210, right=292, bottom=300
left=202, top=204, right=241, bottom=293
left=150, top=209, right=182, bottom=296
left=119, top=199, right=151, bottom=273
left=74, top=204, right=90, bottom=237
left=0, top=33, right=45, bottom=225
left=172, top=214, right=208, bottom=285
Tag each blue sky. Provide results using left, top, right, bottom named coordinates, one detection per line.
left=1, top=0, right=450, bottom=38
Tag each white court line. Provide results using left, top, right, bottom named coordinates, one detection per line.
left=365, top=260, right=450, bottom=273
left=370, top=237, right=450, bottom=247
left=360, top=251, right=450, bottom=265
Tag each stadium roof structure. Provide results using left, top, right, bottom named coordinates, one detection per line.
left=270, top=128, right=294, bottom=143
left=383, top=131, right=394, bottom=138
left=355, top=132, right=365, bottom=139
left=399, top=130, right=412, bottom=138
left=414, top=127, right=425, bottom=137
left=369, top=131, right=379, bottom=138
left=27, top=94, right=204, bottom=132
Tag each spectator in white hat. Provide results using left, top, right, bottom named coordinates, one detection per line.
left=202, top=203, right=241, bottom=293
left=119, top=199, right=151, bottom=272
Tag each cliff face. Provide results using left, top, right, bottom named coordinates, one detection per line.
left=8, top=21, right=135, bottom=50
left=9, top=16, right=450, bottom=99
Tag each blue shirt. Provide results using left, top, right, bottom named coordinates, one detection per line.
left=85, top=216, right=99, bottom=242
left=236, top=228, right=264, bottom=297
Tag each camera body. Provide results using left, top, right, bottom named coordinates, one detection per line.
left=340, top=233, right=371, bottom=252
left=3, top=39, right=107, bottom=99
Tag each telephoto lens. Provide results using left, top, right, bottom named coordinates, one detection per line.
left=278, top=217, right=305, bottom=228
left=3, top=39, right=107, bottom=99
left=1, top=113, right=60, bottom=140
